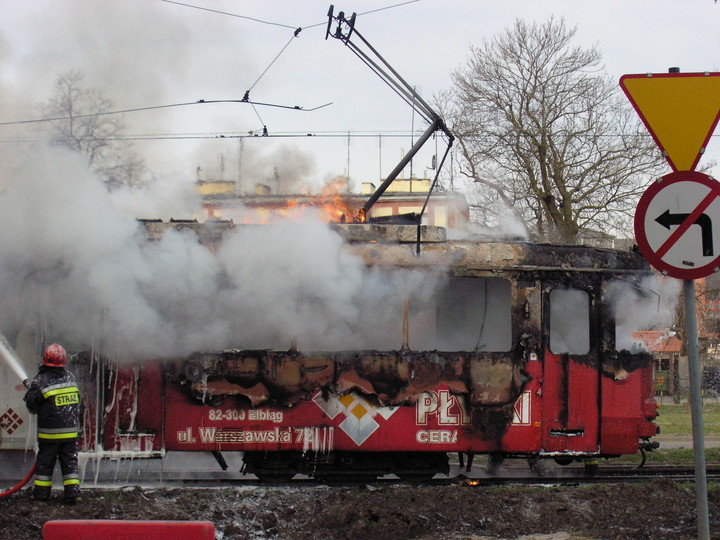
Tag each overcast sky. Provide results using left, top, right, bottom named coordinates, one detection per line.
left=1, top=0, right=719, bottom=203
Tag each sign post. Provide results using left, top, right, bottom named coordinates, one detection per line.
left=623, top=71, right=720, bottom=540
left=684, top=278, right=708, bottom=539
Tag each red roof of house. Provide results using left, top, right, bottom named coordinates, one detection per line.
left=632, top=330, right=682, bottom=353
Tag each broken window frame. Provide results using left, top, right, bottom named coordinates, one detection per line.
left=548, top=287, right=592, bottom=355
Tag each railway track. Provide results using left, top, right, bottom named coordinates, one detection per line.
left=459, top=464, right=720, bottom=486
left=64, top=463, right=720, bottom=489
left=5, top=451, right=713, bottom=490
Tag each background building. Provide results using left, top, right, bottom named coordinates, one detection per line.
left=197, top=177, right=469, bottom=230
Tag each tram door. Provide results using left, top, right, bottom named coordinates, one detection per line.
left=541, top=285, right=600, bottom=453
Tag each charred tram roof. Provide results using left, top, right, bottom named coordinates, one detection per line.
left=348, top=238, right=650, bottom=275
left=137, top=220, right=650, bottom=275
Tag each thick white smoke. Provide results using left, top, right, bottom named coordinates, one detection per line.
left=607, top=276, right=681, bottom=351
left=194, top=139, right=320, bottom=195
left=0, top=145, right=445, bottom=359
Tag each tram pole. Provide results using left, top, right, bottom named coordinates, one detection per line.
left=683, top=278, right=710, bottom=540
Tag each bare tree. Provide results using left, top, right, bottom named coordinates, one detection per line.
left=40, top=69, right=146, bottom=189
left=443, top=18, right=665, bottom=243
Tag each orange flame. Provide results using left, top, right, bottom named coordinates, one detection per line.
left=313, top=179, right=355, bottom=223
left=234, top=179, right=360, bottom=224
left=354, top=208, right=367, bottom=223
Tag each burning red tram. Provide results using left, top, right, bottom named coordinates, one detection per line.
left=0, top=8, right=660, bottom=483
left=60, top=222, right=659, bottom=481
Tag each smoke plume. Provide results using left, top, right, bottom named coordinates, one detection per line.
left=0, top=145, right=445, bottom=359
left=607, top=276, right=681, bottom=351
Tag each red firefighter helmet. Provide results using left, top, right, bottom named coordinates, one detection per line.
left=43, top=343, right=67, bottom=367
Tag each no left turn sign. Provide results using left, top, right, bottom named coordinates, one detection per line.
left=634, top=170, right=720, bottom=280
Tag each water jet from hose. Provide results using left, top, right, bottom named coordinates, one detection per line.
left=0, top=333, right=29, bottom=383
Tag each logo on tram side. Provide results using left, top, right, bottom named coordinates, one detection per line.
left=0, top=408, right=23, bottom=435
left=313, top=391, right=399, bottom=446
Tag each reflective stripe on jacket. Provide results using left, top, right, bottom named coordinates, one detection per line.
left=24, top=366, right=80, bottom=439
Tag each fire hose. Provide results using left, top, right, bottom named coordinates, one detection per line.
left=0, top=461, right=35, bottom=499
left=0, top=379, right=35, bottom=499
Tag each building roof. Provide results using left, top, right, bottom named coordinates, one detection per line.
left=632, top=330, right=682, bottom=353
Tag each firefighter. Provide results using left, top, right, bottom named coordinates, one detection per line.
left=23, top=344, right=81, bottom=503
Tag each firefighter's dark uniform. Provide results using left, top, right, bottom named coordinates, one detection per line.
left=24, top=365, right=81, bottom=502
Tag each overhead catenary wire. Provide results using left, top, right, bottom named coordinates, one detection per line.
left=0, top=99, right=332, bottom=128
left=0, top=129, right=675, bottom=143
left=0, top=130, right=446, bottom=143
left=246, top=33, right=300, bottom=95
left=3, top=5, right=308, bottom=132
left=2, top=2, right=423, bottom=140
left=159, top=0, right=421, bottom=31
left=243, top=31, right=303, bottom=132
left=301, top=0, right=422, bottom=29
left=354, top=0, right=421, bottom=18
left=3, top=2, right=313, bottom=132
left=248, top=102, right=267, bottom=134
left=159, top=0, right=422, bottom=118
left=158, top=0, right=299, bottom=30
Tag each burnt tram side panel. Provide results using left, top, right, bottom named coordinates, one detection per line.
left=23, top=233, right=658, bottom=479
left=151, top=240, right=656, bottom=469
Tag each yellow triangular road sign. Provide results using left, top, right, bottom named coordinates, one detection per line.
left=620, top=72, right=720, bottom=171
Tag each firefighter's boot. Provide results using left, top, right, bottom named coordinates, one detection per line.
left=30, top=485, right=51, bottom=501
left=63, top=484, right=81, bottom=504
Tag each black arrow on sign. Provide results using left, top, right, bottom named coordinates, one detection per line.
left=655, top=209, right=714, bottom=256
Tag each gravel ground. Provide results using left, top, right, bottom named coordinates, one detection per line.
left=0, top=478, right=718, bottom=540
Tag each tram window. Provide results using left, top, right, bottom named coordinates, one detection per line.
left=436, top=277, right=511, bottom=351
left=550, top=289, right=590, bottom=354
left=604, top=278, right=673, bottom=352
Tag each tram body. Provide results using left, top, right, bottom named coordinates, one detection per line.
left=15, top=223, right=659, bottom=480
